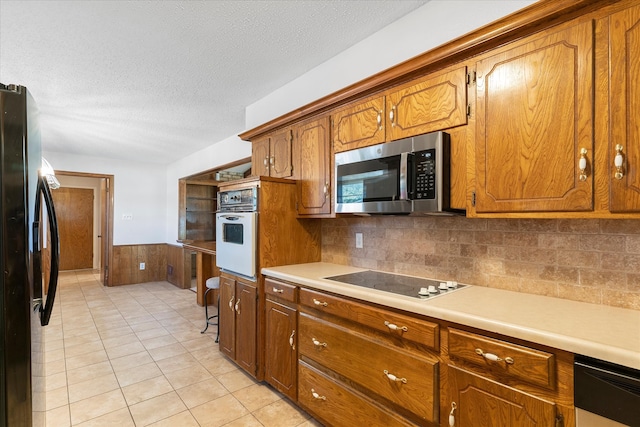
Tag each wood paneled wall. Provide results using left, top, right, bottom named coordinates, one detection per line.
left=166, top=243, right=191, bottom=289
left=111, top=244, right=167, bottom=286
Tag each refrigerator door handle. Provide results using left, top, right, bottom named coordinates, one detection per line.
left=34, top=175, right=59, bottom=326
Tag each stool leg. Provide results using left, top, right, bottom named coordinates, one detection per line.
left=201, top=288, right=211, bottom=334
left=215, top=294, right=219, bottom=343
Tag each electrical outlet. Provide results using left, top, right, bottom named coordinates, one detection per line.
left=122, top=213, right=133, bottom=220
left=355, top=232, right=363, bottom=249
left=139, top=262, right=145, bottom=270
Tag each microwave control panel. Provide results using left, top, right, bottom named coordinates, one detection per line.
left=413, top=149, right=436, bottom=199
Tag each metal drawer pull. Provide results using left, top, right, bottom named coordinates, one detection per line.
left=235, top=298, right=240, bottom=314
left=313, top=298, right=328, bottom=307
left=383, top=370, right=407, bottom=383
left=289, top=330, right=295, bottom=350
left=228, top=297, right=235, bottom=310
left=384, top=321, right=408, bottom=332
left=311, top=388, right=326, bottom=401
left=312, top=338, right=327, bottom=348
left=475, top=348, right=514, bottom=364
left=272, top=287, right=284, bottom=293
left=449, top=402, right=457, bottom=427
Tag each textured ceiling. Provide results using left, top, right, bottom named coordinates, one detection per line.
left=0, top=0, right=428, bottom=164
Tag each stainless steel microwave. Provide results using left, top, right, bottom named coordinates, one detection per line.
left=334, top=131, right=460, bottom=215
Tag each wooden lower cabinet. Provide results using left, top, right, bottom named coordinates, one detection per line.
left=264, top=298, right=297, bottom=400
left=218, top=274, right=258, bottom=377
left=298, top=361, right=415, bottom=427
left=448, top=365, right=558, bottom=427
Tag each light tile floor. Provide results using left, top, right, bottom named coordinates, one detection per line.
left=44, top=270, right=322, bottom=427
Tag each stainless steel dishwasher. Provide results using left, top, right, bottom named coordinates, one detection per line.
left=575, top=355, right=640, bottom=426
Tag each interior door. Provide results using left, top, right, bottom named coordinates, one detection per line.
left=51, top=187, right=93, bottom=270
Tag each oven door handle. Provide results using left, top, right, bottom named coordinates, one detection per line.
left=219, top=215, right=242, bottom=221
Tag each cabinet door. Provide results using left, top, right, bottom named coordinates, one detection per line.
left=218, top=276, right=236, bottom=359
left=609, top=5, right=640, bottom=212
left=235, top=280, right=257, bottom=376
left=386, top=65, right=467, bottom=141
left=449, top=366, right=557, bottom=427
left=295, top=116, right=332, bottom=216
left=475, top=20, right=594, bottom=213
left=252, top=137, right=270, bottom=177
left=270, top=128, right=294, bottom=178
left=265, top=299, right=297, bottom=400
left=332, top=96, right=385, bottom=153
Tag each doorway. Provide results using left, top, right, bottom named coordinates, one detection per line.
left=54, top=172, right=114, bottom=286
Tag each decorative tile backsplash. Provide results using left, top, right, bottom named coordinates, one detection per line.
left=321, top=216, right=640, bottom=310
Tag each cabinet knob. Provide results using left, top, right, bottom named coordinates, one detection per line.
left=312, top=337, right=327, bottom=348
left=311, top=388, right=326, bottom=401
left=383, top=369, right=407, bottom=383
left=578, top=148, right=589, bottom=182
left=614, top=144, right=625, bottom=180
left=312, top=298, right=328, bottom=307
left=475, top=348, right=514, bottom=364
left=449, top=402, right=457, bottom=427
left=384, top=321, right=408, bottom=332
left=289, top=329, right=295, bottom=350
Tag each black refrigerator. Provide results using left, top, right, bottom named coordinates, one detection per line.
left=0, top=84, right=59, bottom=427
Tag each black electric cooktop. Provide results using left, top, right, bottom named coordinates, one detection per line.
left=325, top=270, right=467, bottom=299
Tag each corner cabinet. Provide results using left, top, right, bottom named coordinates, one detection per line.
left=294, top=116, right=332, bottom=217
left=609, top=4, right=640, bottom=212
left=218, top=273, right=258, bottom=377
left=251, top=128, right=294, bottom=178
left=473, top=18, right=594, bottom=213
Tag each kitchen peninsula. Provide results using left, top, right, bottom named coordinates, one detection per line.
left=182, top=241, right=218, bottom=306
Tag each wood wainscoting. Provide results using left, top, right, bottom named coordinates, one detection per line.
left=111, top=244, right=167, bottom=286
left=166, top=243, right=191, bottom=289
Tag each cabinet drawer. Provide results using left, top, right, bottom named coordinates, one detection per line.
left=298, top=361, right=415, bottom=427
left=299, top=287, right=439, bottom=350
left=265, top=277, right=297, bottom=303
left=299, top=312, right=438, bottom=423
left=448, top=328, right=556, bottom=390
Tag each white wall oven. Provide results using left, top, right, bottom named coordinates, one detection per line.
left=216, top=187, right=258, bottom=280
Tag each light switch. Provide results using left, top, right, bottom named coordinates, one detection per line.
left=355, top=232, right=363, bottom=249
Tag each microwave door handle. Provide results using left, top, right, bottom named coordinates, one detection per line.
left=399, top=152, right=409, bottom=200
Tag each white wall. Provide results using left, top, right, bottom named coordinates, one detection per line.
left=246, top=0, right=536, bottom=128
left=43, top=151, right=167, bottom=245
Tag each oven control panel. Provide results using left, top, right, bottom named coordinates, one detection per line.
left=218, top=187, right=257, bottom=212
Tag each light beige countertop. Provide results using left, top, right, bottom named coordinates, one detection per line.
left=262, top=262, right=640, bottom=370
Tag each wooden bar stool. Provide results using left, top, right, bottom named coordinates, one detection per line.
left=201, top=276, right=219, bottom=342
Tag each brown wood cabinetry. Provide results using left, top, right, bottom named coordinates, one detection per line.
left=178, top=181, right=217, bottom=242
left=264, top=278, right=298, bottom=400
left=385, top=65, right=468, bottom=142
left=218, top=274, right=258, bottom=376
left=332, top=95, right=386, bottom=153
left=294, top=116, right=332, bottom=216
left=608, top=4, right=640, bottom=212
left=251, top=128, right=294, bottom=178
left=446, top=327, right=574, bottom=427
left=448, top=366, right=557, bottom=427
left=474, top=19, right=594, bottom=213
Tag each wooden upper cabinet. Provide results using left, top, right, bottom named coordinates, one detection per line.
left=252, top=136, right=270, bottom=177
left=332, top=95, right=385, bottom=153
left=294, top=116, right=332, bottom=216
left=474, top=19, right=594, bottom=213
left=609, top=4, right=640, bottom=212
left=251, top=128, right=293, bottom=178
left=385, top=65, right=468, bottom=142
